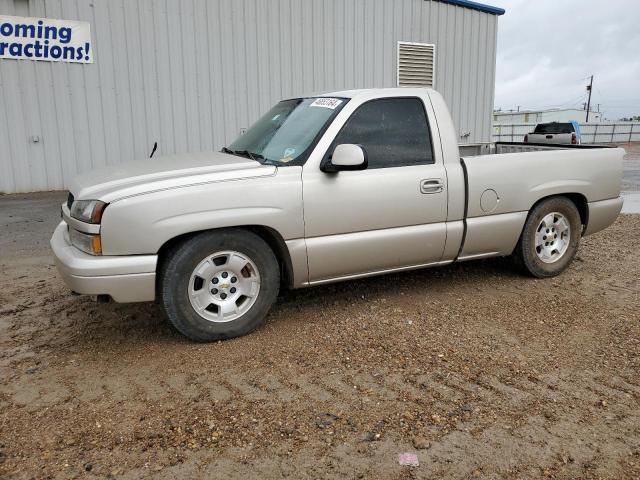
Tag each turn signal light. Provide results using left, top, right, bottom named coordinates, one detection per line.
left=69, top=228, right=103, bottom=255
left=91, top=235, right=102, bottom=255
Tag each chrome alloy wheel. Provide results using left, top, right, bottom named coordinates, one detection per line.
left=188, top=251, right=261, bottom=322
left=535, top=212, right=571, bottom=263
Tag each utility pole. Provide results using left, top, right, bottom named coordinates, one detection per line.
left=585, top=75, right=593, bottom=122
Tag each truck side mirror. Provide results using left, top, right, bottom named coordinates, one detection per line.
left=321, top=144, right=368, bottom=173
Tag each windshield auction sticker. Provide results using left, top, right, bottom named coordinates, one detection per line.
left=310, top=98, right=343, bottom=109
left=0, top=15, right=93, bottom=63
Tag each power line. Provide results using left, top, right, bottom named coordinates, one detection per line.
left=597, top=104, right=640, bottom=109
left=557, top=93, right=589, bottom=108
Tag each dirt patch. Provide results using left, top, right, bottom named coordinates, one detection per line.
left=1, top=194, right=639, bottom=479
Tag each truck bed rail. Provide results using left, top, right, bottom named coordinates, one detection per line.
left=459, top=142, right=615, bottom=157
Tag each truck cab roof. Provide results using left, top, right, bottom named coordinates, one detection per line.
left=319, top=87, right=436, bottom=100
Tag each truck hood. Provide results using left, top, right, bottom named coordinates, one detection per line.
left=69, top=151, right=276, bottom=203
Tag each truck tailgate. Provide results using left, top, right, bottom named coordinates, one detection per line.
left=527, top=133, right=573, bottom=144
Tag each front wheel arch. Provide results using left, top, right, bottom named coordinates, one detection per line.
left=156, top=225, right=294, bottom=298
left=158, top=228, right=281, bottom=341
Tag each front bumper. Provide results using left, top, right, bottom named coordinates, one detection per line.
left=50, top=221, right=157, bottom=302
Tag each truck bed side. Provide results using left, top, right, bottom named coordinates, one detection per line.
left=456, top=147, right=624, bottom=260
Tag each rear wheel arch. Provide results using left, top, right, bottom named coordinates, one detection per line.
left=528, top=193, right=588, bottom=232
left=510, top=193, right=588, bottom=257
left=563, top=193, right=589, bottom=231
left=515, top=195, right=583, bottom=277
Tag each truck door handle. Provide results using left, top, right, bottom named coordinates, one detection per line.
left=420, top=179, right=444, bottom=194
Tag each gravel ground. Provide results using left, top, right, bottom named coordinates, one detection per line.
left=1, top=147, right=639, bottom=479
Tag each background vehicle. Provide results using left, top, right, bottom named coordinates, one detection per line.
left=524, top=121, right=582, bottom=145
left=51, top=88, right=624, bottom=341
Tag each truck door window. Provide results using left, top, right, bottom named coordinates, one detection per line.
left=331, top=97, right=434, bottom=168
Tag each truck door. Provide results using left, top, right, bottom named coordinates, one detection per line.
left=301, top=96, right=448, bottom=283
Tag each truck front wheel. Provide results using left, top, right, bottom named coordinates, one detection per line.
left=516, top=196, right=582, bottom=278
left=160, top=229, right=280, bottom=341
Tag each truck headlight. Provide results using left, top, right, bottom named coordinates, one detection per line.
left=70, top=200, right=107, bottom=224
left=69, top=228, right=102, bottom=255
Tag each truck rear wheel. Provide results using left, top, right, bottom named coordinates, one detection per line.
left=160, top=229, right=280, bottom=341
left=515, top=196, right=582, bottom=278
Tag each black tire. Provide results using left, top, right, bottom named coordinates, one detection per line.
left=160, top=229, right=279, bottom=341
left=515, top=196, right=582, bottom=278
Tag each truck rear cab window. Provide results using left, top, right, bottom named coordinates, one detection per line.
left=534, top=123, right=575, bottom=134
left=332, top=97, right=434, bottom=168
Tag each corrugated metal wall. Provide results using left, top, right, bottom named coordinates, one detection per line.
left=0, top=0, right=498, bottom=193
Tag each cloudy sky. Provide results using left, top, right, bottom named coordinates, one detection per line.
left=488, top=0, right=640, bottom=120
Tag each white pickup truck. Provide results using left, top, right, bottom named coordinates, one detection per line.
left=51, top=88, right=624, bottom=341
left=524, top=121, right=581, bottom=145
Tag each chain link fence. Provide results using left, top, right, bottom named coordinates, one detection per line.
left=493, top=122, right=640, bottom=144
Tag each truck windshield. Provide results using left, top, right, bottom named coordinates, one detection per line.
left=534, top=123, right=575, bottom=134
left=227, top=97, right=346, bottom=165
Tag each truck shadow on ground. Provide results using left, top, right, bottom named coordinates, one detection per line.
left=60, top=255, right=524, bottom=350
left=278, top=256, right=522, bottom=307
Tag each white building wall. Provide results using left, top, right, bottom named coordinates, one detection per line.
left=0, top=0, right=499, bottom=193
left=538, top=109, right=601, bottom=123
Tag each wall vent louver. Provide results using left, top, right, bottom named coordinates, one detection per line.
left=397, top=42, right=435, bottom=88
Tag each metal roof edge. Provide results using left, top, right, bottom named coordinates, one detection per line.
left=494, top=107, right=594, bottom=114
left=435, top=0, right=506, bottom=16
